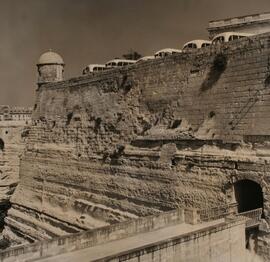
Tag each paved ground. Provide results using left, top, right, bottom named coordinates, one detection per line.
left=37, top=219, right=224, bottom=262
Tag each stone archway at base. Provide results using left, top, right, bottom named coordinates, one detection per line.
left=234, top=179, right=264, bottom=214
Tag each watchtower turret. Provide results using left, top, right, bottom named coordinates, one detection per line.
left=37, top=50, right=64, bottom=86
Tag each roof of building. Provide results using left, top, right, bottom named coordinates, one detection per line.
left=208, top=12, right=270, bottom=29
left=37, top=51, right=64, bottom=65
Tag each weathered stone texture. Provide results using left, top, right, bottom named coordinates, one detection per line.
left=5, top=33, right=270, bottom=249
left=0, top=121, right=29, bottom=229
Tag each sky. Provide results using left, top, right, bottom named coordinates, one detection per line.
left=0, top=0, right=269, bottom=106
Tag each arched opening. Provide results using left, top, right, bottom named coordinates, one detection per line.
left=0, top=138, right=4, bottom=151
left=234, top=179, right=263, bottom=213
left=234, top=180, right=264, bottom=254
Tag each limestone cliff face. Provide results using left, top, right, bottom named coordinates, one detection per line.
left=4, top=33, right=270, bottom=243
left=0, top=121, right=29, bottom=230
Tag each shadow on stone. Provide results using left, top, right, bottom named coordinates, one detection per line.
left=201, top=54, right=227, bottom=92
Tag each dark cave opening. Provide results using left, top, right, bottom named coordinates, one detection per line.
left=0, top=139, right=4, bottom=151
left=234, top=179, right=263, bottom=214
left=234, top=180, right=264, bottom=253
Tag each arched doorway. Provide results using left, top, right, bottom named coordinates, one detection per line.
left=233, top=179, right=264, bottom=253
left=0, top=138, right=4, bottom=151
left=234, top=179, right=263, bottom=213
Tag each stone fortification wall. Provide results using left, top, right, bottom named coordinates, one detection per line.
left=5, top=33, right=270, bottom=245
left=33, top=33, right=270, bottom=142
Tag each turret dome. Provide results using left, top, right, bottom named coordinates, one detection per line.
left=36, top=50, right=65, bottom=86
left=37, top=51, right=64, bottom=65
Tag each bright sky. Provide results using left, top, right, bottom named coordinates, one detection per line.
left=0, top=0, right=269, bottom=106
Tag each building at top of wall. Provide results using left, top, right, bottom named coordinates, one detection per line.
left=208, top=11, right=270, bottom=39
left=0, top=105, right=32, bottom=123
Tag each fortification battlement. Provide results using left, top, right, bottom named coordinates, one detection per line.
left=37, top=31, right=270, bottom=92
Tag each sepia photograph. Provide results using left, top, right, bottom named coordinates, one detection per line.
left=0, top=0, right=270, bottom=261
